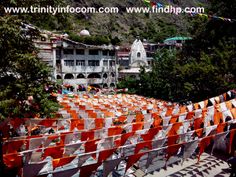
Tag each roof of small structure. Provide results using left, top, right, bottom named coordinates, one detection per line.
left=164, top=37, right=192, bottom=42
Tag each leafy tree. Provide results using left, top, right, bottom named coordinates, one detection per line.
left=117, top=76, right=139, bottom=94
left=111, top=36, right=121, bottom=45
left=119, top=0, right=236, bottom=103
left=119, top=38, right=235, bottom=103
left=0, top=16, right=59, bottom=120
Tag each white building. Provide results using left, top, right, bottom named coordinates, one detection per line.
left=34, top=30, right=118, bottom=89
left=118, top=39, right=151, bottom=79
left=130, top=39, right=148, bottom=67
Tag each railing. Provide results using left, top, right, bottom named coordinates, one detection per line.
left=61, top=65, right=104, bottom=73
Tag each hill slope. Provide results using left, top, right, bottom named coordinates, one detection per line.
left=0, top=0, right=209, bottom=43
left=69, top=0, right=209, bottom=43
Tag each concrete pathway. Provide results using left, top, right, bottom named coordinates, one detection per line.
left=144, top=153, right=231, bottom=177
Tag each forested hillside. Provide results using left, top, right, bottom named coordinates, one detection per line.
left=0, top=0, right=209, bottom=43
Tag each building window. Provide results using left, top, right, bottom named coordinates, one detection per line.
left=57, top=75, right=62, bottom=79
left=89, top=49, right=99, bottom=55
left=176, top=40, right=181, bottom=44
left=77, top=73, right=85, bottom=78
left=147, top=52, right=153, bottom=58
left=103, top=73, right=108, bottom=78
left=103, top=60, right=108, bottom=66
left=56, top=49, right=61, bottom=59
left=63, top=49, right=74, bottom=55
left=109, top=60, right=115, bottom=66
left=76, top=49, right=85, bottom=55
left=76, top=60, right=85, bottom=66
left=64, top=73, right=74, bottom=79
left=41, top=36, right=46, bottom=41
left=110, top=83, right=115, bottom=87
left=88, top=73, right=101, bottom=78
left=109, top=51, right=115, bottom=56
left=102, top=50, right=108, bottom=56
left=88, top=60, right=99, bottom=66
left=137, top=52, right=141, bottom=58
left=64, top=60, right=74, bottom=66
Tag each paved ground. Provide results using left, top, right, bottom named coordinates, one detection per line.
left=145, top=153, right=231, bottom=177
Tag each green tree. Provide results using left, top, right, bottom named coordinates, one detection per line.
left=0, top=16, right=59, bottom=120
left=134, top=0, right=236, bottom=103
left=117, top=76, right=139, bottom=94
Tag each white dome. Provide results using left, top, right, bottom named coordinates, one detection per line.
left=79, top=29, right=90, bottom=36
left=63, top=33, right=69, bottom=38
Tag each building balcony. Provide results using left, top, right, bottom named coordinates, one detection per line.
left=58, top=65, right=117, bottom=74
left=63, top=78, right=103, bottom=85
left=61, top=65, right=104, bottom=73
left=102, top=77, right=117, bottom=83
left=103, top=66, right=115, bottom=72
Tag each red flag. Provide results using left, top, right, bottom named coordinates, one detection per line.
left=43, top=145, right=64, bottom=159
left=3, top=139, right=26, bottom=154
left=85, top=139, right=99, bottom=159
left=194, top=117, right=204, bottom=130
left=180, top=106, right=187, bottom=114
left=168, top=122, right=182, bottom=136
left=114, top=139, right=121, bottom=147
left=3, top=153, right=23, bottom=168
left=88, top=112, right=97, bottom=118
left=198, top=136, right=214, bottom=161
left=217, top=123, right=227, bottom=133
left=166, top=107, right=174, bottom=116
left=167, top=134, right=179, bottom=146
left=125, top=152, right=146, bottom=172
left=95, top=118, right=104, bottom=129
left=118, top=115, right=127, bottom=123
left=39, top=119, right=56, bottom=127
left=120, top=132, right=135, bottom=146
left=53, top=156, right=76, bottom=169
left=70, top=119, right=84, bottom=131
left=81, top=131, right=95, bottom=141
left=108, top=126, right=123, bottom=136
left=141, top=127, right=161, bottom=141
left=153, top=118, right=162, bottom=127
left=169, top=116, right=178, bottom=124
left=79, top=162, right=102, bottom=177
left=195, top=128, right=204, bottom=138
left=214, top=111, right=223, bottom=125
left=59, top=132, right=73, bottom=145
left=10, top=118, right=24, bottom=129
left=134, top=141, right=152, bottom=154
left=98, top=148, right=117, bottom=162
left=132, top=122, right=144, bottom=132
left=166, top=143, right=182, bottom=161
left=136, top=114, right=144, bottom=122
left=186, top=112, right=194, bottom=120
